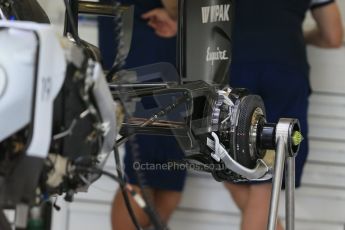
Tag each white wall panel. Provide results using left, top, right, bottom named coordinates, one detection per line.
left=303, top=163, right=345, bottom=188
left=307, top=47, right=345, bottom=95
left=67, top=203, right=112, bottom=230
left=171, top=209, right=345, bottom=230
left=308, top=140, right=345, bottom=164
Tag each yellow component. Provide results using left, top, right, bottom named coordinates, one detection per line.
left=292, top=131, right=303, bottom=146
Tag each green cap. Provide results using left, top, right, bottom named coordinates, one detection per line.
left=292, top=131, right=303, bottom=146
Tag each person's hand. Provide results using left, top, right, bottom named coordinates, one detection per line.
left=142, top=8, right=177, bottom=38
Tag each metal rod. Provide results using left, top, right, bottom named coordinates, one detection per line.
left=110, top=83, right=173, bottom=99
left=140, top=95, right=188, bottom=127
left=63, top=0, right=80, bottom=44
left=109, top=83, right=170, bottom=88
left=267, top=136, right=286, bottom=230
left=128, top=118, right=185, bottom=127
left=117, top=120, right=187, bottom=146
left=116, top=126, right=187, bottom=146
left=111, top=87, right=168, bottom=98
left=78, top=1, right=129, bottom=17
left=285, top=156, right=295, bottom=230
left=119, top=124, right=188, bottom=137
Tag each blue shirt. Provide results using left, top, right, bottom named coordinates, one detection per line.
left=99, top=0, right=176, bottom=69
left=232, top=0, right=334, bottom=74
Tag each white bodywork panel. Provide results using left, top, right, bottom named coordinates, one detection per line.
left=0, top=21, right=66, bottom=158
left=0, top=26, right=37, bottom=142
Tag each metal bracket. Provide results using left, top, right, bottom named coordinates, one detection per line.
left=207, top=132, right=271, bottom=180
left=267, top=118, right=299, bottom=230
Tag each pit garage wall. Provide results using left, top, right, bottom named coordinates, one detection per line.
left=35, top=1, right=345, bottom=229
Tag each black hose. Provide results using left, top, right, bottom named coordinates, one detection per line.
left=74, top=166, right=121, bottom=184
left=113, top=145, right=142, bottom=230
left=115, top=83, right=167, bottom=229
left=127, top=136, right=167, bottom=230
left=113, top=73, right=167, bottom=230
left=105, top=0, right=127, bottom=82
left=94, top=0, right=166, bottom=228
left=63, top=0, right=82, bottom=45
left=108, top=0, right=166, bottom=228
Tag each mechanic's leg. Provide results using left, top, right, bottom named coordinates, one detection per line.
left=224, top=183, right=250, bottom=212
left=153, top=189, right=183, bottom=223
left=112, top=185, right=154, bottom=230
left=224, top=183, right=249, bottom=229
left=244, top=184, right=284, bottom=230
left=225, top=183, right=284, bottom=230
